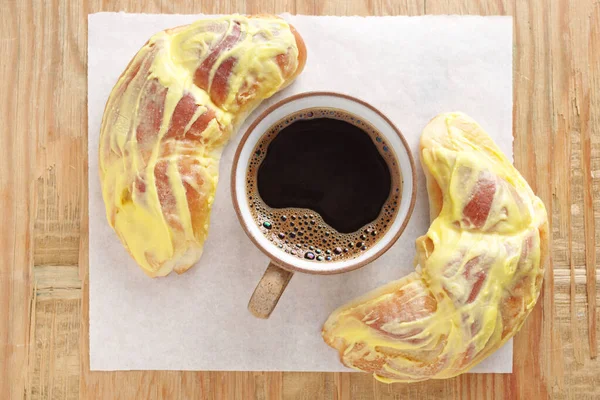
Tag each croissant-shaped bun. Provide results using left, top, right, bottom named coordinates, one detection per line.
left=322, top=112, right=548, bottom=382
left=99, top=15, right=306, bottom=277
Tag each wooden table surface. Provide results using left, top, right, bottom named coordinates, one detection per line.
left=2, top=0, right=599, bottom=399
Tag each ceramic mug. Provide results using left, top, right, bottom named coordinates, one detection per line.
left=231, top=92, right=416, bottom=318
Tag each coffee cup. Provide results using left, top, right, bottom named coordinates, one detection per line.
left=231, top=92, right=416, bottom=318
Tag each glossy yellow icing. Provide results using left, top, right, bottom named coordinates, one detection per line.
left=99, top=15, right=301, bottom=277
left=323, top=112, right=548, bottom=382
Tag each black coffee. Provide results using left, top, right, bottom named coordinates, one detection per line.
left=257, top=117, right=391, bottom=233
left=246, top=108, right=401, bottom=262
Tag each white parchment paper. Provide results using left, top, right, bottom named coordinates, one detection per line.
left=88, top=13, right=513, bottom=372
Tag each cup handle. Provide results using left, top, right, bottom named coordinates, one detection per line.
left=248, top=262, right=294, bottom=319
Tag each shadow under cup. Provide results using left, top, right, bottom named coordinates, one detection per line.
left=231, top=92, right=416, bottom=318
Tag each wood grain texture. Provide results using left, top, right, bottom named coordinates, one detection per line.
left=1, top=0, right=35, bottom=399
left=1, top=0, right=599, bottom=398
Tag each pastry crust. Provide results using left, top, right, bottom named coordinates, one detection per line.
left=99, top=15, right=306, bottom=277
left=322, top=112, right=548, bottom=382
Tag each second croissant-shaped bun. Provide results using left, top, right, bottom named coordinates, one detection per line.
left=323, top=112, right=548, bottom=382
